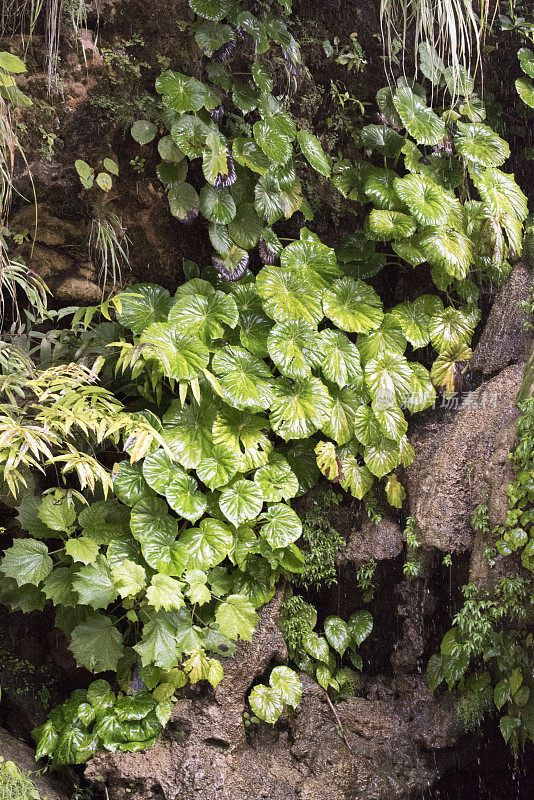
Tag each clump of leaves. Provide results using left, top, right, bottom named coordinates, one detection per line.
left=295, top=496, right=344, bottom=591
left=32, top=679, right=173, bottom=768
left=248, top=666, right=302, bottom=723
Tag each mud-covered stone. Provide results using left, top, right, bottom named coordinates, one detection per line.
left=336, top=516, right=404, bottom=566
left=0, top=728, right=69, bottom=800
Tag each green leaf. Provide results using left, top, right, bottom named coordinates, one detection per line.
left=158, top=135, right=185, bottom=163
left=270, top=376, right=332, bottom=440
left=168, top=182, right=200, bottom=222
left=73, top=555, right=118, bottom=610
left=454, top=122, right=509, bottom=167
left=146, top=574, right=185, bottom=612
left=426, top=654, right=444, bottom=691
left=70, top=613, right=124, bottom=672
left=267, top=319, right=321, bottom=379
left=202, top=132, right=231, bottom=185
left=253, top=119, right=292, bottom=164
left=364, top=436, right=400, bottom=478
left=116, top=284, right=173, bottom=334
left=323, top=278, right=383, bottom=334
left=373, top=403, right=407, bottom=442
left=165, top=473, right=207, bottom=523
left=232, top=80, right=259, bottom=113
left=516, top=75, right=534, bottom=108
left=321, top=385, right=362, bottom=445
left=38, top=494, right=76, bottom=532
left=219, top=479, right=264, bottom=526
left=211, top=345, right=273, bottom=410
left=319, top=329, right=362, bottom=387
left=363, top=167, right=402, bottom=211
left=390, top=295, right=442, bottom=349
left=269, top=666, right=302, bottom=708
left=42, top=567, right=77, bottom=606
left=357, top=315, right=406, bottom=363
left=394, top=174, right=452, bottom=225
left=215, top=593, right=258, bottom=641
left=33, top=720, right=59, bottom=760
left=131, top=120, right=157, bottom=145
left=324, top=616, right=351, bottom=656
left=418, top=41, right=445, bottom=84
left=361, top=125, right=405, bottom=158
left=420, top=228, right=473, bottom=279
left=199, top=185, right=236, bottom=224
left=171, top=115, right=209, bottom=159
left=254, top=456, right=298, bottom=503
left=385, top=475, right=406, bottom=508
left=367, top=209, right=417, bottom=241
left=0, top=52, right=27, bottom=73
left=302, top=631, right=330, bottom=663
left=431, top=342, right=472, bottom=393
left=365, top=350, right=413, bottom=406
left=130, top=498, right=184, bottom=575
left=140, top=322, right=209, bottom=379
left=16, top=495, right=55, bottom=540
left=157, top=160, right=188, bottom=187
left=185, top=570, right=211, bottom=605
left=134, top=612, right=178, bottom=668
left=195, top=444, right=239, bottom=490
left=256, top=267, right=324, bottom=325
left=281, top=236, right=340, bottom=290
left=443, top=65, right=473, bottom=97
left=114, top=462, right=152, bottom=507
left=518, top=47, right=534, bottom=78
left=232, top=137, right=270, bottom=174
left=195, top=21, right=234, bottom=57
left=348, top=610, right=373, bottom=645
left=212, top=407, right=272, bottom=471
left=156, top=70, right=206, bottom=113
left=188, top=0, right=229, bottom=21
left=163, top=398, right=217, bottom=470
left=142, top=448, right=178, bottom=494
left=259, top=503, right=302, bottom=548
left=65, top=537, right=100, bottom=565
left=297, top=130, right=331, bottom=176
left=227, top=203, right=263, bottom=250
left=78, top=500, right=130, bottom=546
left=393, top=86, right=446, bottom=145
left=180, top=518, right=233, bottom=570
left=338, top=442, right=374, bottom=499
left=471, top=167, right=528, bottom=222
left=404, top=363, right=436, bottom=413
left=1, top=539, right=53, bottom=586
left=429, top=307, right=473, bottom=350
left=500, top=715, right=521, bottom=744
left=254, top=174, right=284, bottom=225
left=249, top=684, right=284, bottom=723
left=111, top=560, right=146, bottom=598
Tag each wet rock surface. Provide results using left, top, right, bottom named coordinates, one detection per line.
left=0, top=728, right=69, bottom=800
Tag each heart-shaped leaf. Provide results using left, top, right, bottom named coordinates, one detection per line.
left=323, top=278, right=383, bottom=333
left=270, top=377, right=332, bottom=440
left=166, top=473, right=207, bottom=523
left=254, top=119, right=292, bottom=164
left=348, top=610, right=373, bottom=645
left=267, top=319, right=321, bottom=379
left=179, top=518, right=233, bottom=570
left=324, top=616, right=351, bottom=656
left=219, top=479, right=264, bottom=526
left=256, top=267, right=324, bottom=324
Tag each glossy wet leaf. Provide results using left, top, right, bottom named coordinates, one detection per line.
left=219, top=479, right=264, bottom=526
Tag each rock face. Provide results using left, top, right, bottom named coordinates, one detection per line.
left=86, top=598, right=462, bottom=800
left=406, top=363, right=525, bottom=553
left=471, top=262, right=532, bottom=376
left=336, top=516, right=404, bottom=567
left=0, top=728, right=69, bottom=800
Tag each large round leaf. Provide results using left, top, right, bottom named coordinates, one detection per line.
left=179, top=518, right=233, bottom=570
left=254, top=175, right=284, bottom=225
left=168, top=183, right=199, bottom=222
left=232, top=137, right=270, bottom=174
left=188, top=0, right=229, bottom=22
left=130, top=497, right=184, bottom=574
left=360, top=125, right=405, bottom=158
left=196, top=443, right=239, bottom=490
left=363, top=167, right=402, bottom=211
left=516, top=76, right=534, bottom=109
left=270, top=377, right=332, bottom=440
left=254, top=455, right=299, bottom=503
left=227, top=203, right=263, bottom=250
left=404, top=363, right=436, bottom=413
left=267, top=319, right=322, bottom=379
left=322, top=278, right=383, bottom=333
left=357, top=315, right=406, bottom=363
left=319, top=329, right=362, bottom=387
left=211, top=345, right=273, bottom=410
left=168, top=291, right=238, bottom=343
left=365, top=350, right=413, bottom=407
left=420, top=228, right=473, bottom=279
left=253, top=119, right=292, bottom=164
left=157, top=160, right=188, bottom=187
left=372, top=402, right=408, bottom=441
left=348, top=610, right=373, bottom=645
left=163, top=398, right=217, bottom=470
left=116, top=284, right=173, bottom=334
left=256, top=267, right=324, bottom=325
left=471, top=167, right=528, bottom=222
left=367, top=209, right=417, bottom=241
left=339, top=442, right=374, bottom=500
left=454, top=122, right=510, bottom=167
left=429, top=307, right=473, bottom=350
left=140, top=323, right=209, bottom=379
left=364, top=436, right=401, bottom=478
left=280, top=238, right=340, bottom=290
left=321, top=385, right=362, bottom=445
left=393, top=86, right=446, bottom=145
left=114, top=462, right=152, bottom=507
left=165, top=473, right=207, bottom=523
left=219, top=479, right=264, bottom=526
left=393, top=174, right=452, bottom=226
left=156, top=71, right=206, bottom=113
left=212, top=408, right=272, bottom=471
left=142, top=448, right=181, bottom=494
left=259, top=503, right=302, bottom=548
left=249, top=685, right=284, bottom=723
left=171, top=115, right=209, bottom=159
left=390, top=294, right=443, bottom=349
left=199, top=185, right=236, bottom=224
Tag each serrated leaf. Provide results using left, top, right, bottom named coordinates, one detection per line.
left=142, top=449, right=178, bottom=494
left=130, top=497, right=184, bottom=574
left=1, top=539, right=53, bottom=586
left=323, top=278, right=383, bottom=333
left=65, top=537, right=100, bottom=565
left=219, top=480, right=264, bottom=526
left=254, top=174, right=283, bottom=225
left=420, top=227, right=473, bottom=279
left=281, top=235, right=339, bottom=289
left=254, top=456, right=298, bottom=502
left=249, top=684, right=284, bottom=723
left=215, top=593, right=258, bottom=641
left=256, top=267, right=323, bottom=325
left=270, top=376, right=332, bottom=440
left=454, top=122, right=509, bottom=167
left=393, top=86, right=446, bottom=145
left=116, top=284, right=173, bottom=334
left=431, top=342, right=472, bottom=394
left=267, top=319, right=321, bottom=379
left=367, top=209, right=417, bottom=241
left=390, top=298, right=437, bottom=349
left=165, top=473, right=207, bottom=523
left=146, top=574, right=185, bottom=612
left=111, top=559, right=146, bottom=598
left=70, top=613, right=124, bottom=672
left=259, top=503, right=302, bottom=548
left=213, top=407, right=272, bottom=471
left=180, top=518, right=233, bottom=570
left=321, top=385, right=361, bottom=445
left=73, top=555, right=118, bottom=610
left=297, top=130, right=331, bottom=176
left=140, top=323, right=209, bottom=379
left=134, top=612, right=178, bottom=669
left=38, top=494, right=76, bottom=532
left=405, top=363, right=436, bottom=413
left=364, top=436, right=401, bottom=478
left=373, top=403, right=408, bottom=441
